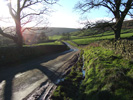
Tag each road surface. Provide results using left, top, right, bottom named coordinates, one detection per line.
left=0, top=43, right=79, bottom=100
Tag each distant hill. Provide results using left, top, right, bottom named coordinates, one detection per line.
left=1, top=27, right=79, bottom=36
left=122, top=19, right=133, bottom=28
left=0, top=27, right=79, bottom=45
left=37, top=27, right=80, bottom=36
left=22, top=27, right=79, bottom=44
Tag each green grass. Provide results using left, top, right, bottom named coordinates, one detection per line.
left=65, top=40, right=79, bottom=47
left=72, top=35, right=114, bottom=45
left=51, top=43, right=133, bottom=100
left=121, top=32, right=133, bottom=38
left=49, top=35, right=62, bottom=40
left=49, top=29, right=133, bottom=44
left=51, top=50, right=84, bottom=100
left=80, top=45, right=133, bottom=100
left=51, top=28, right=133, bottom=100
left=72, top=29, right=133, bottom=45
left=24, top=41, right=62, bottom=47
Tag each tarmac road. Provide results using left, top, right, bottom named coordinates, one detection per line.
left=0, top=43, right=79, bottom=100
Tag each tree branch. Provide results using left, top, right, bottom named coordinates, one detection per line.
left=20, top=0, right=27, bottom=11
left=8, top=2, right=16, bottom=20
left=0, top=27, right=16, bottom=40
left=20, top=8, right=48, bottom=19
left=121, top=0, right=132, bottom=19
left=21, top=0, right=42, bottom=10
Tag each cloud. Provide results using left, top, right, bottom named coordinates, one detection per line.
left=88, top=17, right=113, bottom=23
left=49, top=12, right=82, bottom=28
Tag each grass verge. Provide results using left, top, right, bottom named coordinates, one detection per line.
left=51, top=50, right=84, bottom=100
left=51, top=41, right=133, bottom=100
left=80, top=44, right=133, bottom=100
left=24, top=41, right=62, bottom=47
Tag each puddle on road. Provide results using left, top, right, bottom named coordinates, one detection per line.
left=56, top=78, right=65, bottom=84
left=55, top=55, right=85, bottom=85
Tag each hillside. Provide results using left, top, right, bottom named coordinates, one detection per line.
left=44, top=27, right=79, bottom=36
left=51, top=29, right=133, bottom=100
left=23, top=27, right=79, bottom=36
left=123, top=19, right=133, bottom=29
left=52, top=43, right=133, bottom=100
left=0, top=27, right=79, bottom=46
left=49, top=20, right=133, bottom=41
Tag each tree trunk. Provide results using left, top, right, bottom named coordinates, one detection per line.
left=114, top=18, right=123, bottom=40
left=15, top=18, right=23, bottom=47
left=114, top=27, right=121, bottom=40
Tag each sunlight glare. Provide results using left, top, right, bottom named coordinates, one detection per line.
left=0, top=0, right=13, bottom=27
left=0, top=0, right=9, bottom=17
left=49, top=12, right=82, bottom=28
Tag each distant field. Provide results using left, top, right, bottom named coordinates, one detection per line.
left=49, top=29, right=133, bottom=44
left=24, top=41, right=62, bottom=47
left=49, top=35, right=79, bottom=40
left=49, top=35, right=62, bottom=40
left=72, top=29, right=133, bottom=45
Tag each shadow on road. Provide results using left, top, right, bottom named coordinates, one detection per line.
left=0, top=49, right=74, bottom=100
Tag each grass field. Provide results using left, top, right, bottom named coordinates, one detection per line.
left=51, top=43, right=133, bottom=100
left=80, top=45, right=133, bottom=100
left=49, top=29, right=133, bottom=45
left=24, top=41, right=62, bottom=47
left=49, top=35, right=62, bottom=40
left=72, top=29, right=133, bottom=45
left=50, top=28, right=133, bottom=100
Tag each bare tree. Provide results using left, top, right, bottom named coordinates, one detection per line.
left=75, top=0, right=133, bottom=40
left=0, top=0, right=58, bottom=47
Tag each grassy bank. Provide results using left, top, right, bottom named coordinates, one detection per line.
left=80, top=44, right=133, bottom=100
left=50, top=28, right=133, bottom=100
left=51, top=41, right=133, bottom=100
left=100, top=40, right=133, bottom=60
left=51, top=50, right=84, bottom=100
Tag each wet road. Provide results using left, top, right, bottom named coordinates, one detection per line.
left=0, top=44, right=79, bottom=100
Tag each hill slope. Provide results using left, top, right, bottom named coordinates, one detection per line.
left=42, top=27, right=79, bottom=36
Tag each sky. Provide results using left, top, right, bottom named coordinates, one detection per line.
left=49, top=0, right=113, bottom=28
left=0, top=0, right=132, bottom=28
left=49, top=0, right=82, bottom=28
